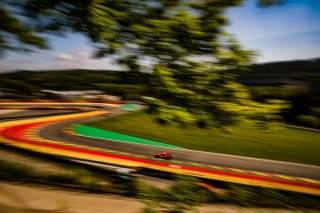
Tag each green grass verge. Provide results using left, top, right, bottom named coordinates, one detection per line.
left=86, top=111, right=320, bottom=166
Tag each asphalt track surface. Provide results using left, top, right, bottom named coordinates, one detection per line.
left=1, top=103, right=319, bottom=180
left=37, top=108, right=320, bottom=180
left=0, top=109, right=86, bottom=121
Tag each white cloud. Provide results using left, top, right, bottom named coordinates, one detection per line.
left=52, top=49, right=125, bottom=71
left=55, top=53, right=74, bottom=61
left=74, top=50, right=92, bottom=58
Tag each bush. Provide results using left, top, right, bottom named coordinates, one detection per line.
left=295, top=115, right=320, bottom=128
left=45, top=174, right=78, bottom=184
left=310, top=107, right=320, bottom=117
left=0, top=160, right=35, bottom=178
left=226, top=184, right=320, bottom=209
left=227, top=185, right=256, bottom=206
left=138, top=175, right=209, bottom=213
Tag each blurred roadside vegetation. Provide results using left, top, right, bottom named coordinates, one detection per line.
left=138, top=175, right=320, bottom=213
left=0, top=146, right=319, bottom=212
left=243, top=58, right=320, bottom=129
left=0, top=145, right=137, bottom=196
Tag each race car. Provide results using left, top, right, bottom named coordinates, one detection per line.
left=154, top=152, right=173, bottom=160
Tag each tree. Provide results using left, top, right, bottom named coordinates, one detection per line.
left=0, top=2, right=48, bottom=57
left=139, top=175, right=206, bottom=213
left=258, top=0, right=286, bottom=7
left=2, top=0, right=288, bottom=127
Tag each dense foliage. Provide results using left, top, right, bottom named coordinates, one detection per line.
left=1, top=0, right=290, bottom=127
left=0, top=2, right=47, bottom=56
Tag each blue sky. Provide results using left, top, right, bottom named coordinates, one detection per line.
left=1, top=0, right=319, bottom=72
left=225, top=0, right=320, bottom=63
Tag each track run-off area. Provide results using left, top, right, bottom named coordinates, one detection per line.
left=0, top=101, right=319, bottom=195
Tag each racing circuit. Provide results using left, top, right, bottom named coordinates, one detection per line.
left=0, top=101, right=319, bottom=195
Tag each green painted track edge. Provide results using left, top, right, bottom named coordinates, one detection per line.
left=74, top=125, right=183, bottom=149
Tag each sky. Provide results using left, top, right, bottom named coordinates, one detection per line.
left=0, top=0, right=319, bottom=72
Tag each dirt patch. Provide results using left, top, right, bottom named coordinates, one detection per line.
left=0, top=181, right=145, bottom=213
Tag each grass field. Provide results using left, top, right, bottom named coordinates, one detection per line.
left=86, top=111, right=320, bottom=166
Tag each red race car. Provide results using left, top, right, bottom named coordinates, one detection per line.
left=154, top=152, right=173, bottom=160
